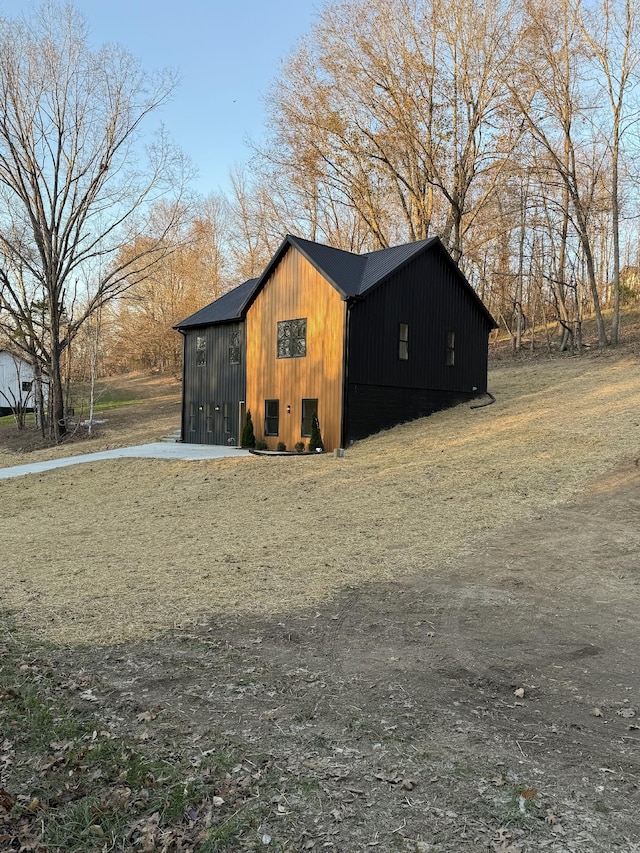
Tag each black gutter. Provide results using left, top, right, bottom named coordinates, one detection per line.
left=340, top=298, right=354, bottom=449
left=179, top=330, right=186, bottom=442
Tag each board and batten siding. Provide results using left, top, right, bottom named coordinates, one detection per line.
left=348, top=247, right=491, bottom=392
left=245, top=246, right=346, bottom=451
left=181, top=322, right=245, bottom=445
left=344, top=246, right=493, bottom=443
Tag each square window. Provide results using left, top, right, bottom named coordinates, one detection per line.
left=264, top=399, right=279, bottom=436
left=446, top=330, right=455, bottom=366
left=196, top=335, right=206, bottom=366
left=21, top=380, right=33, bottom=392
left=301, top=398, right=318, bottom=437
left=277, top=318, right=307, bottom=358
left=399, top=323, right=409, bottom=360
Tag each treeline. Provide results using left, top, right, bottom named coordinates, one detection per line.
left=2, top=0, right=640, bottom=439
left=93, top=0, right=640, bottom=378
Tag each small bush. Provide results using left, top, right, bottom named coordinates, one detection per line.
left=277, top=441, right=287, bottom=452
left=308, top=412, right=324, bottom=452
left=255, top=439, right=268, bottom=450
left=241, top=411, right=256, bottom=448
left=294, top=441, right=305, bottom=453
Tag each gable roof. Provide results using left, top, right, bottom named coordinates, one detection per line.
left=176, top=235, right=496, bottom=329
left=174, top=278, right=260, bottom=330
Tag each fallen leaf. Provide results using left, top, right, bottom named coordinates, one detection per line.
left=401, top=778, right=417, bottom=790
left=79, top=689, right=99, bottom=702
left=617, top=708, right=636, bottom=719
left=591, top=707, right=603, bottom=717
left=513, top=687, right=525, bottom=699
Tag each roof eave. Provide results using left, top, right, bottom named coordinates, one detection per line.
left=242, top=236, right=354, bottom=313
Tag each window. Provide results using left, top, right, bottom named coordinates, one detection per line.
left=189, top=402, right=196, bottom=432
left=277, top=318, right=307, bottom=358
left=223, top=402, right=230, bottom=435
left=264, top=399, right=279, bottom=436
left=21, top=380, right=33, bottom=392
left=301, top=398, right=318, bottom=437
left=399, top=323, right=409, bottom=360
left=229, top=329, right=240, bottom=364
left=205, top=402, right=215, bottom=434
left=446, top=330, right=455, bottom=366
left=196, top=335, right=206, bottom=366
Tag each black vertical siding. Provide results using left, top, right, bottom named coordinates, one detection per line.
left=344, top=245, right=492, bottom=442
left=181, top=322, right=246, bottom=444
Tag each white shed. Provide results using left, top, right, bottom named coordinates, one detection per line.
left=0, top=350, right=46, bottom=415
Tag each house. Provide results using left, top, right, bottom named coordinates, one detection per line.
left=174, top=234, right=496, bottom=450
left=0, top=350, right=44, bottom=416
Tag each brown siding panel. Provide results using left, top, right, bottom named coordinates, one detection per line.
left=246, top=247, right=345, bottom=451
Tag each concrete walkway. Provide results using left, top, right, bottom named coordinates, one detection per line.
left=0, top=442, right=250, bottom=480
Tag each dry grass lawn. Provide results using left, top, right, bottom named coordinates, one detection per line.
left=2, top=350, right=639, bottom=645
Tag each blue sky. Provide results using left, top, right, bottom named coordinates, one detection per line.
left=3, top=1, right=320, bottom=196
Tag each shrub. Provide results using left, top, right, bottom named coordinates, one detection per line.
left=294, top=441, right=305, bottom=453
left=255, top=439, right=268, bottom=450
left=276, top=441, right=287, bottom=452
left=308, top=412, right=324, bottom=452
left=241, top=411, right=256, bottom=448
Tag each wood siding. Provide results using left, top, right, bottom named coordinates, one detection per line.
left=181, top=322, right=245, bottom=444
left=245, top=247, right=345, bottom=451
left=345, top=384, right=476, bottom=444
left=344, top=246, right=492, bottom=442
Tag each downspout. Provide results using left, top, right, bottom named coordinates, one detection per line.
left=179, top=330, right=186, bottom=442
left=340, top=298, right=353, bottom=449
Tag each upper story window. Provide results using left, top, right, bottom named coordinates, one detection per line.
left=277, top=318, right=307, bottom=359
left=399, top=323, right=409, bottom=360
left=229, top=329, right=241, bottom=364
left=196, top=335, right=206, bottom=366
left=446, top=330, right=455, bottom=366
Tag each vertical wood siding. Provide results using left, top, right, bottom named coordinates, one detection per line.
left=245, top=247, right=345, bottom=451
left=182, top=322, right=245, bottom=444
left=348, top=248, right=491, bottom=391
left=345, top=246, right=492, bottom=442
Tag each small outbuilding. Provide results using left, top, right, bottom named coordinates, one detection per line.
left=0, top=350, right=45, bottom=417
left=175, top=235, right=496, bottom=450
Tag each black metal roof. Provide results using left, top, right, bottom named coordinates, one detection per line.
left=175, top=235, right=496, bottom=329
left=174, top=278, right=260, bottom=330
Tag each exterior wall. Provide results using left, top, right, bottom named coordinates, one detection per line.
left=181, top=322, right=245, bottom=445
left=345, top=384, right=476, bottom=444
left=345, top=247, right=492, bottom=442
left=0, top=352, right=42, bottom=415
left=245, top=246, right=346, bottom=451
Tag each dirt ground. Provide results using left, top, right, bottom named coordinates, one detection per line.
left=1, top=356, right=640, bottom=851
left=19, top=459, right=639, bottom=852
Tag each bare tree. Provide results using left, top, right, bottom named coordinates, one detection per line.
left=509, top=0, right=610, bottom=347
left=0, top=3, right=189, bottom=439
left=574, top=0, right=640, bottom=344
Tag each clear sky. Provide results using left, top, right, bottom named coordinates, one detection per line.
left=2, top=0, right=321, bottom=196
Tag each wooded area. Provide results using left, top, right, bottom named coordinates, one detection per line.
left=1, top=0, right=639, bottom=439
